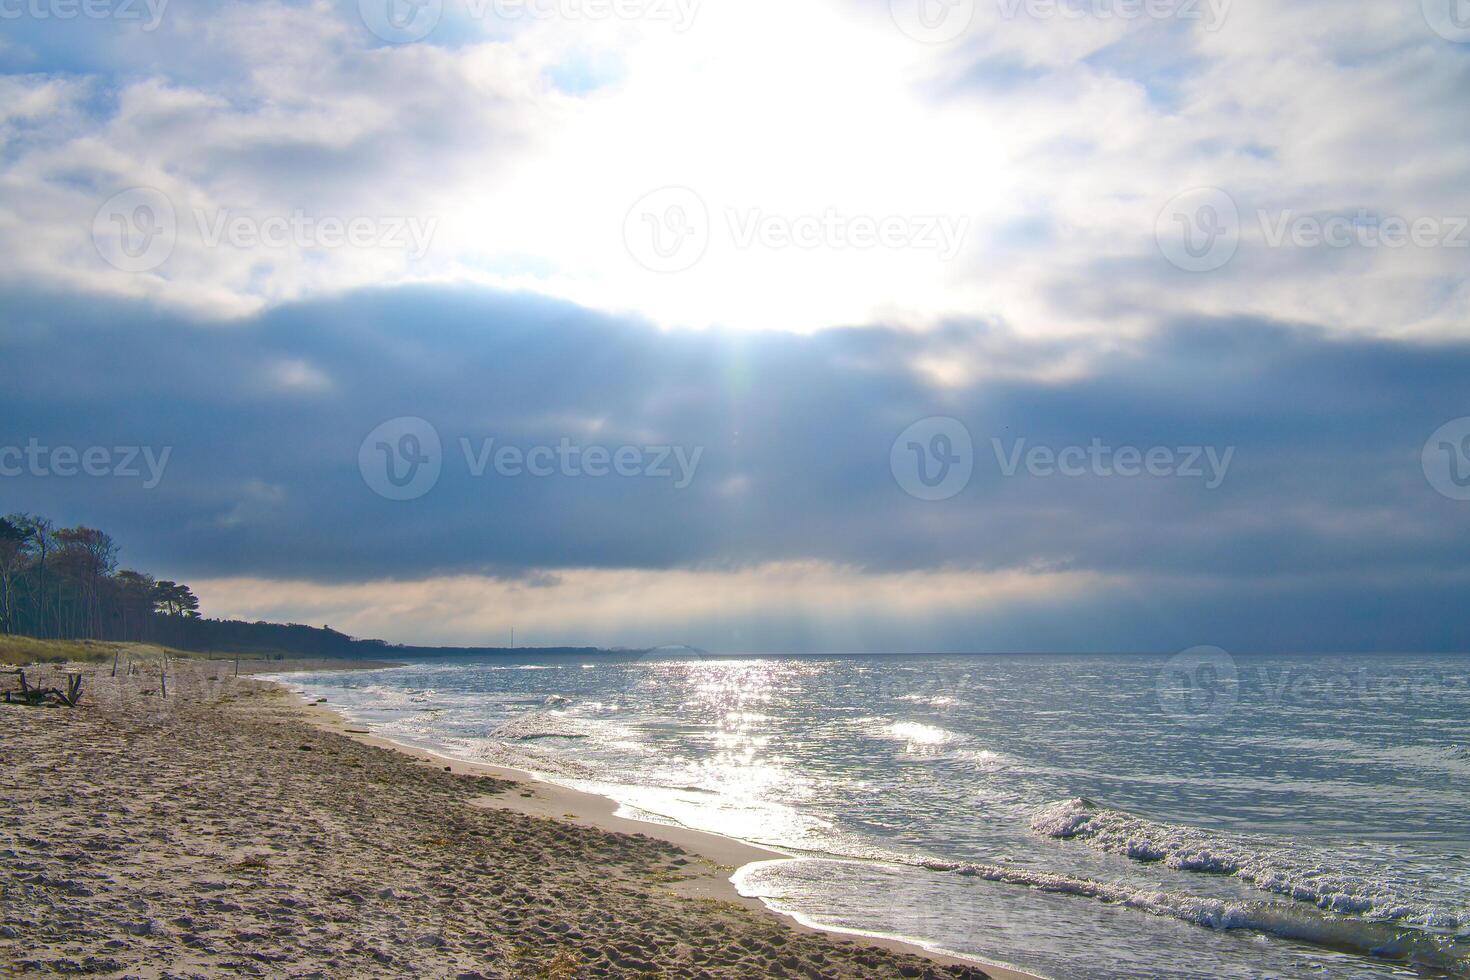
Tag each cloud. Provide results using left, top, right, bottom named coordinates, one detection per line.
left=2, top=0, right=1467, bottom=651
left=1, top=0, right=1467, bottom=335
left=0, top=283, right=1466, bottom=650
left=267, top=358, right=334, bottom=393
left=188, top=562, right=1115, bottom=651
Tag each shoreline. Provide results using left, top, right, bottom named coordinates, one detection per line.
left=261, top=661, right=1040, bottom=980
left=5, top=658, right=1017, bottom=979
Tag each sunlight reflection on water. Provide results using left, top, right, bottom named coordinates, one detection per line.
left=278, top=653, right=1470, bottom=980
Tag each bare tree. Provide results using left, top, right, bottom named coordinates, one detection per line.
left=55, top=527, right=118, bottom=639
left=0, top=517, right=26, bottom=634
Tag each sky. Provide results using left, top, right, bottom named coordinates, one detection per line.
left=1, top=0, right=1468, bottom=652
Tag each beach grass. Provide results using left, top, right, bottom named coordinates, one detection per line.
left=0, top=635, right=203, bottom=666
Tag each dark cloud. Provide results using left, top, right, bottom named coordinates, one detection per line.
left=1, top=284, right=1467, bottom=649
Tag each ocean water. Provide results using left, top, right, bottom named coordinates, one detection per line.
left=273, top=653, right=1470, bottom=979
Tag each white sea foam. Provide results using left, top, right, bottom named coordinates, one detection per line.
left=881, top=722, right=1009, bottom=768
left=913, top=853, right=1470, bottom=976
left=469, top=741, right=599, bottom=778
left=340, top=683, right=422, bottom=710
left=1030, top=798, right=1465, bottom=932
left=895, top=693, right=960, bottom=707
left=887, top=721, right=955, bottom=744
left=489, top=711, right=592, bottom=740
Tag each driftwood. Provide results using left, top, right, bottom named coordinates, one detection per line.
left=1, top=667, right=84, bottom=707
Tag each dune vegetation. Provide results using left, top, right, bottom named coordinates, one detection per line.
left=0, top=635, right=199, bottom=667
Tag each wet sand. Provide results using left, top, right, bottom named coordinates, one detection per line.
left=2, top=660, right=1034, bottom=979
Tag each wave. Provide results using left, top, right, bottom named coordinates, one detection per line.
left=912, top=853, right=1470, bottom=976
left=895, top=693, right=961, bottom=708
left=321, top=682, right=423, bottom=710
left=879, top=721, right=1010, bottom=770
left=1030, top=798, right=1463, bottom=930
left=887, top=721, right=956, bottom=742
left=281, top=662, right=1470, bottom=977
left=490, top=711, right=592, bottom=740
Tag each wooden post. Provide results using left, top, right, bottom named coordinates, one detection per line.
left=53, top=671, right=84, bottom=707
left=2, top=668, right=26, bottom=704
left=160, top=657, right=167, bottom=699
left=111, top=647, right=120, bottom=678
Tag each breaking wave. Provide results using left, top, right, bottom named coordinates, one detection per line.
left=1022, top=798, right=1470, bottom=975
left=490, top=710, right=592, bottom=740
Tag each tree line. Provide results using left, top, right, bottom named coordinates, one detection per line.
left=0, top=511, right=639, bottom=659
left=0, top=512, right=201, bottom=642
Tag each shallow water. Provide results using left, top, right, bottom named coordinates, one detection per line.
left=276, top=653, right=1470, bottom=979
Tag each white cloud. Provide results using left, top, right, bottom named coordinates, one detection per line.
left=0, top=0, right=1465, bottom=340
left=267, top=357, right=334, bottom=392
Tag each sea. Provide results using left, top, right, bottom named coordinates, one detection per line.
left=269, top=652, right=1470, bottom=979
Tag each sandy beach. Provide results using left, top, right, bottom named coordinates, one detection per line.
left=2, top=659, right=1031, bottom=979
